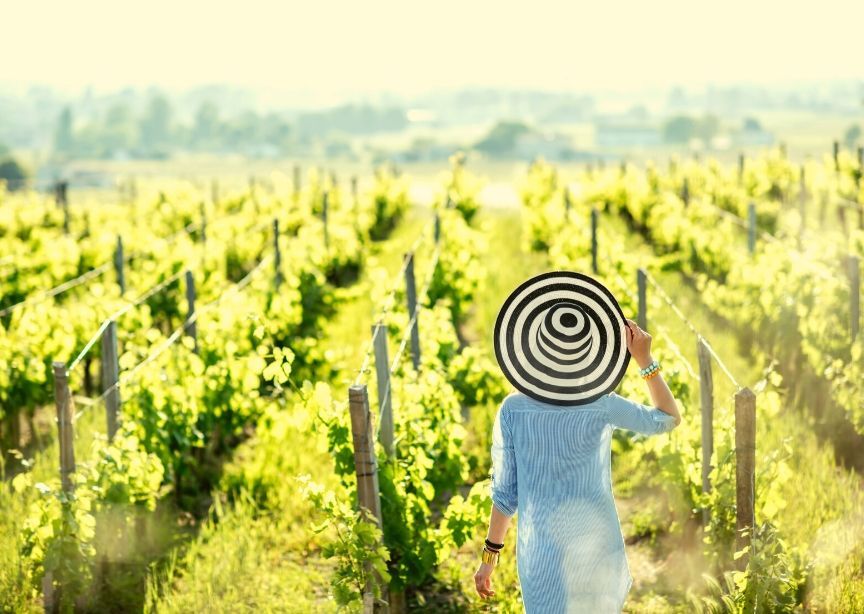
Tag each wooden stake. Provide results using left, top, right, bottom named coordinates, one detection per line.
left=697, top=337, right=714, bottom=526
left=372, top=322, right=394, bottom=457
left=273, top=219, right=282, bottom=289
left=734, top=387, right=756, bottom=569
left=833, top=140, right=840, bottom=172
left=185, top=270, right=198, bottom=353
left=433, top=211, right=441, bottom=244
left=563, top=187, right=571, bottom=222
left=404, top=252, right=421, bottom=370
left=100, top=320, right=120, bottom=440
left=849, top=255, right=860, bottom=342
left=114, top=235, right=126, bottom=294
left=347, top=384, right=386, bottom=610
left=322, top=190, right=330, bottom=249
left=52, top=362, right=76, bottom=492
left=200, top=201, right=207, bottom=244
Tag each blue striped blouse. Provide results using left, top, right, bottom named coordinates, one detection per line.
left=489, top=390, right=679, bottom=613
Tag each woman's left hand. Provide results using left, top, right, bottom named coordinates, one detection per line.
left=474, top=562, right=496, bottom=599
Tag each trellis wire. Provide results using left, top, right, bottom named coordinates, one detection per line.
left=78, top=253, right=272, bottom=416
left=352, top=218, right=436, bottom=386
left=374, top=244, right=441, bottom=440
left=66, top=268, right=187, bottom=372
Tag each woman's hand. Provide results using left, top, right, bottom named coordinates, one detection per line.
left=625, top=318, right=652, bottom=368
left=474, top=562, right=496, bottom=599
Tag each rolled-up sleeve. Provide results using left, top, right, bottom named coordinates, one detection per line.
left=605, top=391, right=678, bottom=435
left=489, top=399, right=518, bottom=517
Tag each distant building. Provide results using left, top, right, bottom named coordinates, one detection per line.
left=734, top=128, right=774, bottom=147
left=594, top=123, right=662, bottom=148
left=513, top=132, right=576, bottom=160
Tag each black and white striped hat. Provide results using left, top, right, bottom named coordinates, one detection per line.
left=493, top=270, right=630, bottom=406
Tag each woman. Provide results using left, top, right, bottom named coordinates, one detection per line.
left=474, top=318, right=682, bottom=612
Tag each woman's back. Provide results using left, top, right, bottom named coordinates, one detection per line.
left=490, top=390, right=677, bottom=612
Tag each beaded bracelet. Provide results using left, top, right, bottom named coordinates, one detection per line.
left=639, top=359, right=661, bottom=380
left=485, top=538, right=504, bottom=551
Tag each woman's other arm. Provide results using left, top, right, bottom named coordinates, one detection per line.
left=625, top=318, right=681, bottom=426
left=476, top=399, right=517, bottom=599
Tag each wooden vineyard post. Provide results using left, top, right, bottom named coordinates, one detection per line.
left=100, top=320, right=120, bottom=440
left=738, top=153, right=745, bottom=184
left=798, top=165, right=806, bottom=248
left=273, top=219, right=282, bottom=289
left=404, top=252, right=421, bottom=370
left=322, top=190, right=330, bottom=249
left=434, top=211, right=441, bottom=244
left=590, top=207, right=598, bottom=274
left=211, top=178, right=219, bottom=208
left=697, top=337, right=714, bottom=525
left=55, top=180, right=70, bottom=234
left=372, top=322, right=394, bottom=457
left=833, top=140, right=840, bottom=173
left=200, top=201, right=207, bottom=244
left=185, top=270, right=198, bottom=353
left=53, top=362, right=77, bottom=491
left=637, top=268, right=647, bottom=331
left=46, top=362, right=78, bottom=611
left=681, top=177, right=690, bottom=207
left=849, top=255, right=860, bottom=341
left=347, top=385, right=387, bottom=612
left=293, top=164, right=301, bottom=198
left=747, top=203, right=756, bottom=254
left=114, top=235, right=126, bottom=294
left=563, top=187, right=571, bottom=222
left=734, top=387, right=756, bottom=570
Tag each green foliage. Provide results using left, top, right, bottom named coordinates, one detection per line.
left=691, top=521, right=809, bottom=613
left=297, top=475, right=391, bottom=608
left=14, top=430, right=164, bottom=609
left=436, top=151, right=483, bottom=225
left=366, top=166, right=410, bottom=241
left=425, top=208, right=487, bottom=325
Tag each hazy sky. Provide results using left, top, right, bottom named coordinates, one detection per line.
left=3, top=0, right=863, bottom=105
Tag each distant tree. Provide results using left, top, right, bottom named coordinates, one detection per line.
left=139, top=95, right=173, bottom=153
left=54, top=106, right=74, bottom=153
left=844, top=124, right=862, bottom=149
left=0, top=156, right=28, bottom=191
left=742, top=116, right=763, bottom=132
left=192, top=101, right=221, bottom=149
left=662, top=115, right=697, bottom=144
left=473, top=120, right=532, bottom=156
left=103, top=103, right=137, bottom=153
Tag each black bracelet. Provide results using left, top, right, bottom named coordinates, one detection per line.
left=485, top=538, right=504, bottom=551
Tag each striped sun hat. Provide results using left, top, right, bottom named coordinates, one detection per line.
left=493, top=270, right=631, bottom=406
